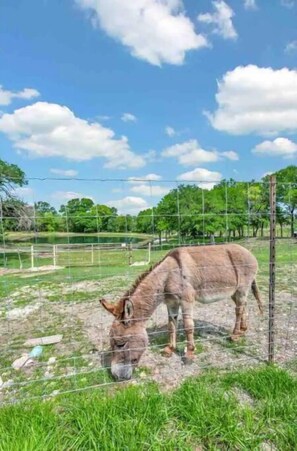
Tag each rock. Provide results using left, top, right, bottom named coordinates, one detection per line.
left=3, top=379, right=14, bottom=388
left=51, top=390, right=60, bottom=396
left=48, top=357, right=56, bottom=365
left=24, top=335, right=63, bottom=347
left=44, top=371, right=53, bottom=379
left=7, top=303, right=41, bottom=320
left=12, top=354, right=30, bottom=370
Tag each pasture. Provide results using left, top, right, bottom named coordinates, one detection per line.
left=1, top=366, right=297, bottom=450
left=0, top=237, right=296, bottom=403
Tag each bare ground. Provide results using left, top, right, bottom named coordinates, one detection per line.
left=1, top=274, right=296, bottom=398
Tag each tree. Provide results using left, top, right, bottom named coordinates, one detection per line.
left=0, top=160, right=29, bottom=234
left=0, top=159, right=27, bottom=197
left=273, top=166, right=297, bottom=237
left=60, top=198, right=96, bottom=232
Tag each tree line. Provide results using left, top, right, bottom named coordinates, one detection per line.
left=1, top=159, right=296, bottom=239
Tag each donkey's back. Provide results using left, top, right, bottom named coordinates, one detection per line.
left=167, top=243, right=259, bottom=304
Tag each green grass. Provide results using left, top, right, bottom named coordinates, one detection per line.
left=0, top=366, right=296, bottom=450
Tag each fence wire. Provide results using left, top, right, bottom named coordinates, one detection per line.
left=0, top=177, right=296, bottom=404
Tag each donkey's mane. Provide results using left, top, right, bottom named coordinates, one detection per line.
left=121, top=251, right=173, bottom=300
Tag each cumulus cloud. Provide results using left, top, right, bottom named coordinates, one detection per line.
left=243, top=0, right=257, bottom=10
left=207, top=65, right=297, bottom=135
left=177, top=167, right=222, bottom=189
left=13, top=187, right=34, bottom=199
left=198, top=1, right=237, bottom=40
left=127, top=174, right=168, bottom=197
left=128, top=173, right=162, bottom=183
left=0, top=86, right=40, bottom=106
left=285, top=40, right=297, bottom=53
left=0, top=102, right=145, bottom=169
left=165, top=126, right=176, bottom=137
left=130, top=184, right=169, bottom=197
left=50, top=168, right=78, bottom=177
left=107, top=196, right=149, bottom=214
left=76, top=0, right=208, bottom=66
left=51, top=191, right=94, bottom=202
left=252, top=137, right=297, bottom=158
left=221, top=150, right=239, bottom=160
left=281, top=0, right=295, bottom=8
left=162, top=139, right=238, bottom=165
left=121, top=112, right=137, bottom=122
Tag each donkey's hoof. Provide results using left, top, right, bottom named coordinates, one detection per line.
left=182, top=351, right=195, bottom=365
left=230, top=333, right=243, bottom=342
left=162, top=346, right=174, bottom=357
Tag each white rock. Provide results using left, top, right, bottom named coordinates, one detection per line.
left=48, top=357, right=56, bottom=365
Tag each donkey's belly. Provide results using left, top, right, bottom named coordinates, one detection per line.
left=197, top=288, right=234, bottom=304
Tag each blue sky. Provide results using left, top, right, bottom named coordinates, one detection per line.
left=0, top=0, right=297, bottom=213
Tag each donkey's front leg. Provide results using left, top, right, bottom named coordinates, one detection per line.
left=163, top=303, right=179, bottom=357
left=181, top=302, right=195, bottom=363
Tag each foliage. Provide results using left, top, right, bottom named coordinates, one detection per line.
left=2, top=159, right=297, bottom=238
left=0, top=366, right=296, bottom=450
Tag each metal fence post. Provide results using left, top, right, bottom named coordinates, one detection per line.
left=268, top=175, right=276, bottom=363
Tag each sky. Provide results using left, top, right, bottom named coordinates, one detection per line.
left=0, top=0, right=297, bottom=214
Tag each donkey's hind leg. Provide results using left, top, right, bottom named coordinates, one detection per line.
left=163, top=301, right=179, bottom=357
left=231, top=289, right=248, bottom=341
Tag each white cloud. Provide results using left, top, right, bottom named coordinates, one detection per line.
left=51, top=191, right=94, bottom=202
left=281, top=0, right=295, bottom=8
left=107, top=196, right=148, bottom=214
left=177, top=168, right=222, bottom=189
left=165, top=126, right=176, bottom=137
left=0, top=102, right=145, bottom=169
left=262, top=171, right=273, bottom=178
left=252, top=137, right=297, bottom=158
left=50, top=168, right=78, bottom=177
left=13, top=187, right=34, bottom=199
left=144, top=149, right=160, bottom=162
left=76, top=0, right=208, bottom=66
left=128, top=174, right=168, bottom=197
left=121, top=112, right=137, bottom=122
left=207, top=65, right=297, bottom=135
left=162, top=139, right=238, bottom=165
left=128, top=173, right=162, bottom=183
left=243, top=0, right=257, bottom=10
left=285, top=40, right=297, bottom=53
left=221, top=150, right=239, bottom=160
left=198, top=1, right=237, bottom=40
left=130, top=184, right=169, bottom=197
left=96, top=115, right=111, bottom=121
left=0, top=86, right=40, bottom=106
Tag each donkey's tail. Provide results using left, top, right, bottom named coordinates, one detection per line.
left=251, top=279, right=264, bottom=315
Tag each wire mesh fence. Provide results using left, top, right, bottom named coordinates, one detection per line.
left=0, top=176, right=296, bottom=403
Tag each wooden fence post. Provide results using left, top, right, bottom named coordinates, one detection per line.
left=31, top=245, right=34, bottom=269
left=268, top=175, right=276, bottom=363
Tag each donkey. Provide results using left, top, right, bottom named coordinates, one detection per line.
left=100, top=243, right=263, bottom=380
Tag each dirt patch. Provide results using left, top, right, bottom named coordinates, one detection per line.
left=1, top=274, right=297, bottom=398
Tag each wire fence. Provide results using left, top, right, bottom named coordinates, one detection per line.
left=0, top=176, right=296, bottom=403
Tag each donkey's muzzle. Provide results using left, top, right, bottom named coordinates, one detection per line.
left=111, top=363, right=133, bottom=380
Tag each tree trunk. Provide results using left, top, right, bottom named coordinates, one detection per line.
left=291, top=210, right=295, bottom=238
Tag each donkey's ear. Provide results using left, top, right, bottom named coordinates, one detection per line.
left=123, top=299, right=134, bottom=325
left=99, top=298, right=117, bottom=316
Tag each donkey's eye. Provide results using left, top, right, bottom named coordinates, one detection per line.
left=115, top=342, right=126, bottom=349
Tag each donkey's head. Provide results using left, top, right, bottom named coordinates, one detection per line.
left=100, top=298, right=148, bottom=380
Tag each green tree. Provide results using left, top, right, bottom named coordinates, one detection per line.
left=60, top=198, right=96, bottom=232
left=0, top=159, right=28, bottom=234
left=274, top=166, right=297, bottom=237
left=0, top=159, right=27, bottom=197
